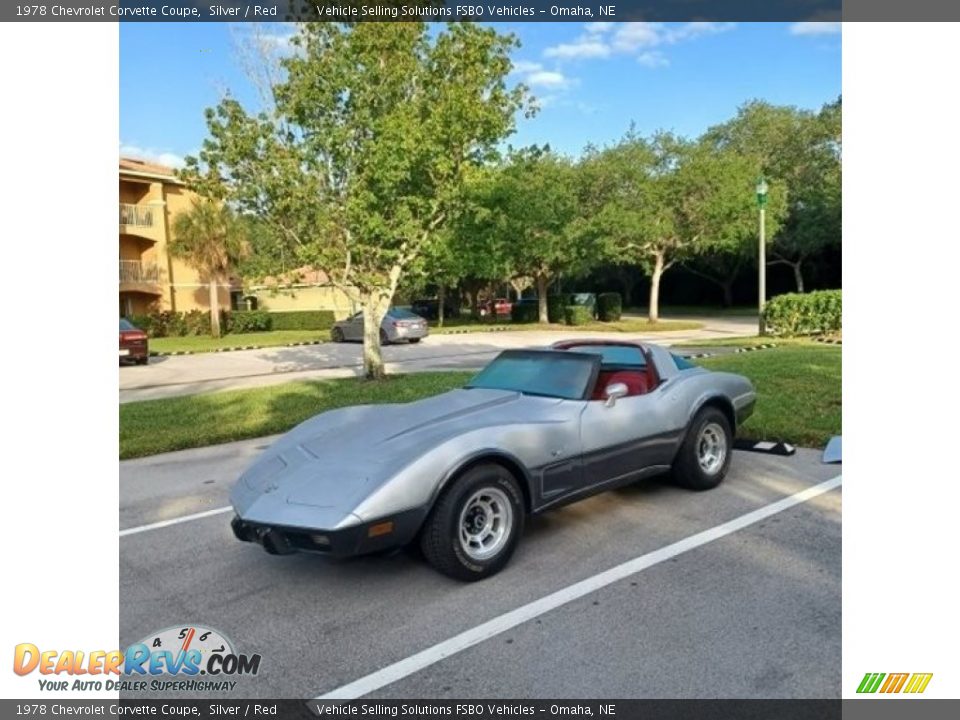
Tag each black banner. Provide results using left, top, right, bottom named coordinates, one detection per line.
left=2, top=1, right=849, bottom=23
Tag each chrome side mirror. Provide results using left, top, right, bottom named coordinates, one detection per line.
left=604, top=382, right=628, bottom=408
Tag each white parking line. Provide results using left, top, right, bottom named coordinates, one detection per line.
left=316, top=474, right=842, bottom=700
left=119, top=506, right=233, bottom=537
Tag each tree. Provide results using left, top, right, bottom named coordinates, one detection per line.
left=169, top=199, right=249, bottom=338
left=585, top=131, right=785, bottom=322
left=478, top=148, right=588, bottom=323
left=703, top=99, right=841, bottom=292
left=182, top=23, right=529, bottom=378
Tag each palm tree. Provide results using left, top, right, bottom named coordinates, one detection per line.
left=170, top=199, right=249, bottom=338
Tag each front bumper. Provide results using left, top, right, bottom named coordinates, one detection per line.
left=231, top=506, right=428, bottom=558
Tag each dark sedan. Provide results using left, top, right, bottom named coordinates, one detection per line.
left=119, top=318, right=149, bottom=364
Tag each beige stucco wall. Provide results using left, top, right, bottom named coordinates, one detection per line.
left=252, top=286, right=355, bottom=319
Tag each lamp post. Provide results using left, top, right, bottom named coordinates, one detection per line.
left=756, top=176, right=769, bottom=335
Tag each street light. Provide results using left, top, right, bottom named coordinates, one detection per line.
left=756, top=176, right=769, bottom=335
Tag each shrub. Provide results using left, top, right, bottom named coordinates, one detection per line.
left=597, top=292, right=623, bottom=322
left=511, top=302, right=539, bottom=323
left=564, top=305, right=592, bottom=326
left=762, top=290, right=842, bottom=336
left=228, top=310, right=272, bottom=333
left=547, top=294, right=570, bottom=324
left=268, top=310, right=336, bottom=331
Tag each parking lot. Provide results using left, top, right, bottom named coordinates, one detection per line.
left=120, top=442, right=840, bottom=699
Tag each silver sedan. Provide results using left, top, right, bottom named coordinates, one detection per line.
left=330, top=307, right=429, bottom=345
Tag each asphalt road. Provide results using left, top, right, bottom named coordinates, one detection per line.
left=118, top=316, right=758, bottom=403
left=119, top=442, right=840, bottom=699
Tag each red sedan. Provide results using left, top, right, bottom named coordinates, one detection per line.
left=119, top=318, right=149, bottom=365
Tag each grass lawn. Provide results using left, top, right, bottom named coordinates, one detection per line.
left=433, top=317, right=703, bottom=334
left=149, top=330, right=329, bottom=354
left=699, top=344, right=841, bottom=447
left=120, top=371, right=473, bottom=459
left=120, top=343, right=839, bottom=458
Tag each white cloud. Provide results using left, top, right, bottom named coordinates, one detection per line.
left=544, top=22, right=735, bottom=67
left=790, top=22, right=842, bottom=36
left=119, top=143, right=185, bottom=169
left=544, top=39, right=612, bottom=60
left=510, top=60, right=573, bottom=89
left=637, top=51, right=669, bottom=68
left=526, top=70, right=570, bottom=89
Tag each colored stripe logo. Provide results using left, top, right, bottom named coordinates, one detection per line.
left=857, top=672, right=933, bottom=694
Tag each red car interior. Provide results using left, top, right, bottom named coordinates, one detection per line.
left=552, top=340, right=659, bottom=401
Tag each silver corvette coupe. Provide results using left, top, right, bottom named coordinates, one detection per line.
left=230, top=340, right=756, bottom=581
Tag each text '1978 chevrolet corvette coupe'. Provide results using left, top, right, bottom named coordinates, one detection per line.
left=230, top=340, right=756, bottom=580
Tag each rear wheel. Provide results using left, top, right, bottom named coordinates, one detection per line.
left=408, top=338, right=421, bottom=344
left=671, top=407, right=732, bottom=491
left=136, top=356, right=149, bottom=365
left=420, top=463, right=524, bottom=581
left=379, top=328, right=389, bottom=345
left=331, top=327, right=344, bottom=343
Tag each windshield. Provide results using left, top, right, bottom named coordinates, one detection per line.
left=388, top=308, right=420, bottom=319
left=119, top=318, right=136, bottom=332
left=466, top=350, right=598, bottom=400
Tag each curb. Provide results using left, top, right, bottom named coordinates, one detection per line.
left=436, top=326, right=518, bottom=335
left=150, top=339, right=326, bottom=357
left=814, top=336, right=842, bottom=345
left=681, top=343, right=778, bottom=360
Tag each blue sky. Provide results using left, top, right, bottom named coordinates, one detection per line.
left=120, top=21, right=840, bottom=166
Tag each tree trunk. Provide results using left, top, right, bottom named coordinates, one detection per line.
left=721, top=279, right=735, bottom=308
left=437, top=284, right=446, bottom=328
left=209, top=280, right=221, bottom=338
left=362, top=293, right=391, bottom=380
left=620, top=271, right=636, bottom=309
left=648, top=254, right=664, bottom=324
left=792, top=261, right=805, bottom=293
left=536, top=274, right=549, bottom=324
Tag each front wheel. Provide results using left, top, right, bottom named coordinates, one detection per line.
left=671, top=407, right=732, bottom=491
left=408, top=338, right=421, bottom=344
left=420, top=463, right=524, bottom=581
left=331, top=327, right=344, bottom=343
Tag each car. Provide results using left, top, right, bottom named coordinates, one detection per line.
left=229, top=339, right=756, bottom=581
left=410, top=297, right=460, bottom=321
left=479, top=297, right=512, bottom=317
left=330, top=307, right=429, bottom=345
left=119, top=318, right=149, bottom=364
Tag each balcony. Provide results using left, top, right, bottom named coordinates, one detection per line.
left=119, top=260, right=162, bottom=295
left=119, top=203, right=155, bottom=228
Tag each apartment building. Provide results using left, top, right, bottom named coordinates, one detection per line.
left=119, top=157, right=240, bottom=316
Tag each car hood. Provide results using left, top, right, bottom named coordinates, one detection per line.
left=231, top=388, right=565, bottom=523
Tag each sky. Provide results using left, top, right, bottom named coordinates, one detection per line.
left=120, top=21, right=840, bottom=166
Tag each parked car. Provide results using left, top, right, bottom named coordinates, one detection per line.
left=330, top=307, right=429, bottom=345
left=230, top=339, right=755, bottom=580
left=410, top=297, right=460, bottom=321
left=119, top=318, right=149, bottom=365
left=479, top=297, right=512, bottom=317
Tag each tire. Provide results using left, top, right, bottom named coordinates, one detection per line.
left=671, top=406, right=733, bottom=491
left=420, top=463, right=525, bottom=581
left=408, top=338, right=421, bottom=344
left=379, top=328, right=390, bottom=345
left=136, top=356, right=149, bottom=365
left=331, top=327, right=344, bottom=343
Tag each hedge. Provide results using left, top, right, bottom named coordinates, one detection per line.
left=547, top=294, right=570, bottom=324
left=511, top=302, right=539, bottom=323
left=228, top=310, right=272, bottom=333
left=564, top=305, right=592, bottom=326
left=268, top=310, right=336, bottom=331
left=762, top=290, right=842, bottom=336
left=129, top=310, right=216, bottom=338
left=597, top=292, right=623, bottom=322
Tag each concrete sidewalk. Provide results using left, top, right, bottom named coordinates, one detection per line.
left=119, top=314, right=758, bottom=403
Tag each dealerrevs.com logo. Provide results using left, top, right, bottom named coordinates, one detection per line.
left=13, top=624, right=262, bottom=693
left=857, top=672, right=933, bottom=694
